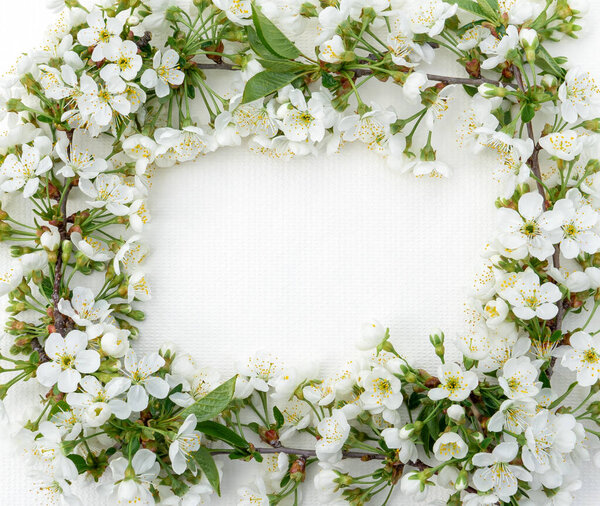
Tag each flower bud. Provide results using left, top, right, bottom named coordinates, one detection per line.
left=40, top=229, right=60, bottom=251
left=478, top=83, right=507, bottom=98
left=455, top=469, right=468, bottom=491
left=447, top=404, right=465, bottom=422
left=101, top=331, right=129, bottom=358
left=159, top=341, right=177, bottom=359
left=171, top=353, right=197, bottom=380
left=357, top=320, right=388, bottom=350
left=429, top=328, right=445, bottom=360
left=541, top=74, right=558, bottom=91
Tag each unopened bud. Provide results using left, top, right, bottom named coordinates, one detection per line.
left=478, top=83, right=507, bottom=98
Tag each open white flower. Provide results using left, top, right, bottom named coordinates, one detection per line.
left=480, top=25, right=519, bottom=69
left=319, top=35, right=346, bottom=63
left=539, top=130, right=584, bottom=161
left=428, top=362, right=478, bottom=402
left=58, top=286, right=112, bottom=326
left=122, top=350, right=170, bottom=412
left=558, top=67, right=600, bottom=123
left=499, top=268, right=561, bottom=320
left=358, top=366, right=403, bottom=419
left=553, top=189, right=600, bottom=259
left=213, top=0, right=252, bottom=25
left=77, top=9, right=126, bottom=62
left=404, top=0, right=458, bottom=37
left=55, top=138, right=108, bottom=180
left=339, top=105, right=397, bottom=152
left=238, top=352, right=286, bottom=392
left=169, top=414, right=202, bottom=474
left=37, top=331, right=100, bottom=393
left=66, top=375, right=131, bottom=421
left=100, top=40, right=143, bottom=84
left=0, top=143, right=52, bottom=197
left=561, top=331, right=600, bottom=386
left=487, top=398, right=537, bottom=434
left=315, top=410, right=350, bottom=463
left=473, top=442, right=532, bottom=501
left=433, top=432, right=468, bottom=462
left=0, top=263, right=24, bottom=297
left=79, top=173, right=134, bottom=216
left=498, top=356, right=541, bottom=399
left=497, top=192, right=561, bottom=260
left=387, top=15, right=434, bottom=67
left=381, top=427, right=418, bottom=463
left=141, top=49, right=184, bottom=98
left=278, top=89, right=333, bottom=142
left=77, top=74, right=131, bottom=127
left=106, top=449, right=159, bottom=504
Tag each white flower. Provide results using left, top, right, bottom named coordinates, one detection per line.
left=278, top=89, right=333, bottom=143
left=0, top=144, right=52, bottom=197
left=238, top=480, right=269, bottom=505
left=58, top=286, right=112, bottom=326
left=387, top=15, right=434, bottom=67
left=498, top=0, right=543, bottom=24
left=447, top=404, right=465, bottom=422
left=77, top=74, right=131, bottom=127
left=483, top=298, right=509, bottom=328
left=122, top=350, right=170, bottom=412
left=0, top=263, right=24, bottom=296
left=315, top=410, right=350, bottom=463
left=238, top=352, right=286, bottom=392
left=66, top=375, right=131, bottom=421
left=28, top=470, right=82, bottom=506
left=358, top=366, right=403, bottom=419
left=499, top=269, right=562, bottom=320
left=79, top=173, right=134, bottom=216
left=41, top=227, right=60, bottom=251
left=498, top=356, right=541, bottom=399
left=56, top=138, right=108, bottom=179
left=319, top=35, right=345, bottom=63
left=213, top=0, right=252, bottom=25
left=480, top=25, right=519, bottom=70
left=339, top=104, right=397, bottom=151
left=487, top=398, right=536, bottom=434
left=39, top=64, right=77, bottom=100
left=410, top=159, right=452, bottom=178
left=497, top=192, right=562, bottom=260
left=314, top=468, right=343, bottom=503
left=260, top=452, right=288, bottom=492
left=356, top=320, right=387, bottom=350
left=521, top=411, right=577, bottom=481
left=404, top=0, right=458, bottom=37
left=169, top=414, right=202, bottom=474
left=558, top=67, right=600, bottom=123
left=141, top=49, right=184, bottom=98
left=561, top=331, right=600, bottom=386
left=433, top=432, right=468, bottom=462
left=36, top=330, right=100, bottom=393
left=553, top=189, right=600, bottom=258
left=70, top=232, right=112, bottom=262
left=77, top=9, right=126, bottom=62
left=27, top=421, right=78, bottom=479
left=428, top=363, right=478, bottom=402
left=539, top=130, right=584, bottom=161
left=101, top=40, right=143, bottom=84
left=99, top=326, right=130, bottom=358
left=381, top=427, right=418, bottom=463
left=403, top=71, right=428, bottom=102
left=473, top=442, right=532, bottom=501
left=106, top=449, right=159, bottom=504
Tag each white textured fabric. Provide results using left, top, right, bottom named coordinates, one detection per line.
left=0, top=2, right=600, bottom=505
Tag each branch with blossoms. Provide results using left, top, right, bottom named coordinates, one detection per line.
left=1, top=0, right=600, bottom=505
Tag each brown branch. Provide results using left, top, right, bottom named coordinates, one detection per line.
left=208, top=445, right=387, bottom=460
left=512, top=65, right=565, bottom=377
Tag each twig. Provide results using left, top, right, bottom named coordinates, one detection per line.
left=512, top=65, right=565, bottom=377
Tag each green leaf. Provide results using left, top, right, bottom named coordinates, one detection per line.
left=41, top=277, right=53, bottom=299
left=535, top=46, right=566, bottom=79
left=246, top=26, right=278, bottom=59
left=195, top=420, right=250, bottom=448
left=251, top=4, right=300, bottom=60
left=181, top=376, right=236, bottom=422
left=242, top=71, right=299, bottom=103
left=521, top=104, right=535, bottom=123
left=192, top=447, right=221, bottom=496
left=257, top=58, right=309, bottom=73
left=463, top=84, right=478, bottom=97
left=67, top=454, right=88, bottom=474
left=476, top=0, right=500, bottom=22
left=443, top=0, right=488, bottom=19
left=273, top=406, right=284, bottom=429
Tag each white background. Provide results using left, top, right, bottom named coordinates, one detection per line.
left=1, top=1, right=600, bottom=504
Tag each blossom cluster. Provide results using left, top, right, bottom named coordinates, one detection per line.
left=0, top=0, right=599, bottom=505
